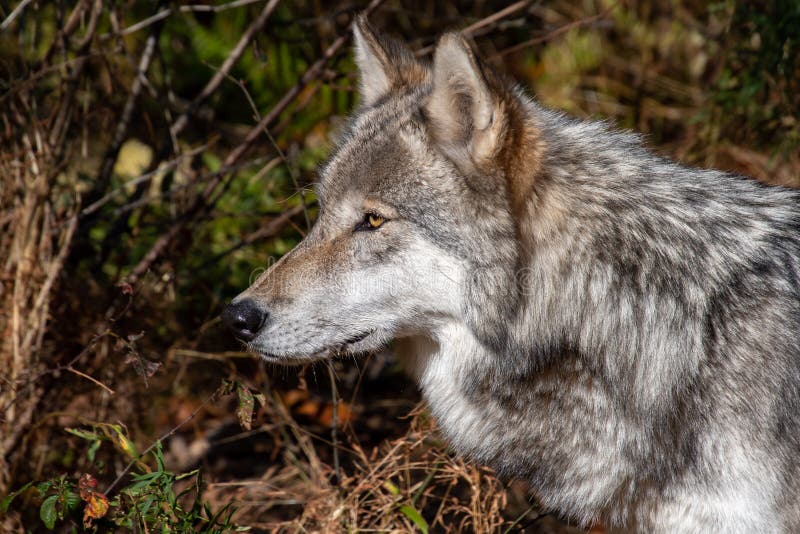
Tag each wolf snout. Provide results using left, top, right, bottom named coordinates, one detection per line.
left=221, top=298, right=267, bottom=342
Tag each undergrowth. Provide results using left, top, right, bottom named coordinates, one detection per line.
left=1, top=1, right=797, bottom=532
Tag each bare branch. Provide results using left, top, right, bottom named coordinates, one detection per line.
left=96, top=21, right=161, bottom=194
left=492, top=5, right=615, bottom=58
left=201, top=202, right=307, bottom=267
left=0, top=0, right=34, bottom=32
left=101, top=0, right=268, bottom=40
left=103, top=8, right=171, bottom=40
left=170, top=0, right=282, bottom=138
left=179, top=0, right=265, bottom=14
left=415, top=0, right=534, bottom=56
left=80, top=144, right=209, bottom=218
left=66, top=366, right=115, bottom=395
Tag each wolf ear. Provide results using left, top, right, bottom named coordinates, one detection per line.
left=352, top=15, right=423, bottom=107
left=425, top=34, right=504, bottom=173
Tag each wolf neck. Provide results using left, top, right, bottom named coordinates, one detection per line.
left=400, top=326, right=505, bottom=453
left=406, top=320, right=638, bottom=525
left=463, top=98, right=710, bottom=416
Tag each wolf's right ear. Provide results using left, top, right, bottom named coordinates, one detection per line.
left=352, top=15, right=425, bottom=106
left=424, top=33, right=505, bottom=176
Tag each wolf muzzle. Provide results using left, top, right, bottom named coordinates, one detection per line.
left=221, top=298, right=268, bottom=341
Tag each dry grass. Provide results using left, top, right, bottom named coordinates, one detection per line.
left=0, top=66, right=82, bottom=499
left=203, top=401, right=512, bottom=532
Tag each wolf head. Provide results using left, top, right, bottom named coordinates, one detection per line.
left=223, top=17, right=542, bottom=363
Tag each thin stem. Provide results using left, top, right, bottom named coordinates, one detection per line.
left=327, top=363, right=341, bottom=484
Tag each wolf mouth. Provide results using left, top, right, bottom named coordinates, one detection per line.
left=342, top=330, right=371, bottom=345
left=257, top=329, right=375, bottom=364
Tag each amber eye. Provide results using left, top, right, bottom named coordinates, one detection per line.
left=356, top=212, right=387, bottom=232
left=367, top=213, right=385, bottom=229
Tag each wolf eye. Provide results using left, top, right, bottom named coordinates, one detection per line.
left=356, top=212, right=386, bottom=231
left=367, top=214, right=385, bottom=228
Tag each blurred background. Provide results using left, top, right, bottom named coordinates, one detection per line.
left=1, top=0, right=798, bottom=531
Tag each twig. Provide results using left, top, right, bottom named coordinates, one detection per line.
left=328, top=364, right=341, bottom=484
left=48, top=0, right=102, bottom=152
left=502, top=504, right=542, bottom=534
left=266, top=129, right=311, bottom=229
left=200, top=202, right=306, bottom=267
left=414, top=0, right=534, bottom=56
left=170, top=0, right=281, bottom=138
left=31, top=214, right=77, bottom=314
left=462, top=0, right=534, bottom=36
left=66, top=366, right=115, bottom=395
left=222, top=0, right=388, bottom=168
left=180, top=0, right=265, bottom=13
left=225, top=73, right=311, bottom=229
left=109, top=157, right=273, bottom=219
left=74, top=0, right=103, bottom=51
left=96, top=21, right=161, bottom=193
left=79, top=144, right=209, bottom=218
left=103, top=8, right=171, bottom=40
left=37, top=0, right=87, bottom=68
left=1, top=51, right=111, bottom=105
left=0, top=0, right=34, bottom=31
left=492, top=5, right=615, bottom=58
left=171, top=349, right=253, bottom=360
left=0, top=331, right=110, bottom=453
left=100, top=0, right=267, bottom=40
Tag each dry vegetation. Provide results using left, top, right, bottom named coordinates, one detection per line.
left=1, top=0, right=798, bottom=532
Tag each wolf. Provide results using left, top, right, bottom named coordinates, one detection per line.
left=222, top=16, right=800, bottom=532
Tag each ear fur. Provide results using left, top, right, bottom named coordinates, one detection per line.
left=424, top=33, right=506, bottom=175
left=352, top=15, right=426, bottom=107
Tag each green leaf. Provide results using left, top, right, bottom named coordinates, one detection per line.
left=382, top=480, right=400, bottom=496
left=175, top=468, right=200, bottom=482
left=207, top=501, right=234, bottom=527
left=40, top=494, right=59, bottom=529
left=65, top=427, right=100, bottom=441
left=153, top=440, right=165, bottom=472
left=0, top=481, right=33, bottom=512
left=126, top=472, right=161, bottom=493
left=399, top=504, right=428, bottom=533
left=109, top=424, right=139, bottom=459
left=88, top=439, right=102, bottom=463
left=37, top=480, right=55, bottom=496
left=64, top=491, right=81, bottom=511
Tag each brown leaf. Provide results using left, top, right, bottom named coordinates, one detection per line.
left=236, top=383, right=256, bottom=431
left=78, top=473, right=98, bottom=498
left=83, top=492, right=109, bottom=525
left=123, top=353, right=161, bottom=386
left=78, top=474, right=109, bottom=526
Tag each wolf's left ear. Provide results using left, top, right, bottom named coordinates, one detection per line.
left=352, top=15, right=425, bottom=107
left=424, top=34, right=504, bottom=173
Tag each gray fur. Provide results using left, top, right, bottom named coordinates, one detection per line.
left=228, top=18, right=800, bottom=532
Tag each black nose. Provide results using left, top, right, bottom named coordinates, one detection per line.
left=221, top=299, right=266, bottom=342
